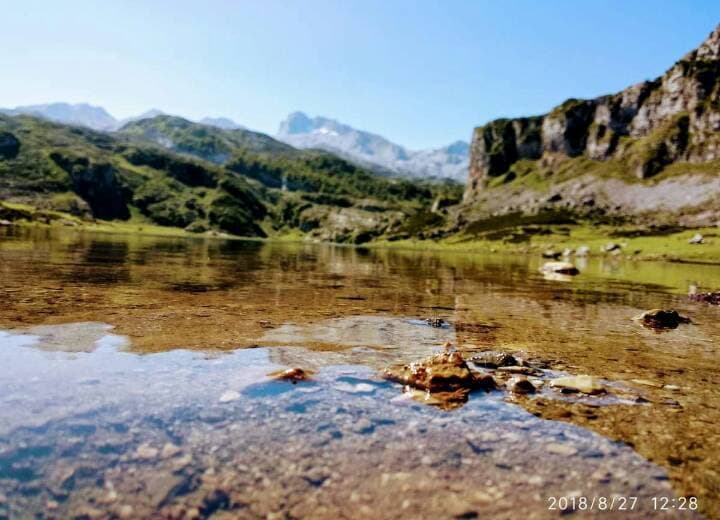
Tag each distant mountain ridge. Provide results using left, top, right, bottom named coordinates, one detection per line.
left=0, top=103, right=244, bottom=133
left=276, top=112, right=469, bottom=181
left=0, top=102, right=468, bottom=181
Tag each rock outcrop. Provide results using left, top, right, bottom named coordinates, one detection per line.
left=466, top=26, right=720, bottom=208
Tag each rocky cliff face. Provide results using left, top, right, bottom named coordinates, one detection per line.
left=466, top=26, right=720, bottom=206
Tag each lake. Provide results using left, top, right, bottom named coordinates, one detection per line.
left=0, top=227, right=717, bottom=518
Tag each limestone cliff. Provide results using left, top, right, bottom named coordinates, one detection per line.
left=465, top=25, right=720, bottom=221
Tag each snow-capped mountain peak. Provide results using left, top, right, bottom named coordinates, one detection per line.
left=276, top=112, right=468, bottom=181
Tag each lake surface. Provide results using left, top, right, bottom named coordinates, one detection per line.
left=0, top=227, right=717, bottom=519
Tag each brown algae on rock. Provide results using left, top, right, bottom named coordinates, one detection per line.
left=383, top=350, right=496, bottom=408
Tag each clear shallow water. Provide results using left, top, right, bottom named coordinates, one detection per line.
left=0, top=227, right=717, bottom=518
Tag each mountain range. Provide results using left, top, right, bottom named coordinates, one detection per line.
left=0, top=103, right=468, bottom=181
left=0, top=103, right=246, bottom=135
left=276, top=112, right=469, bottom=181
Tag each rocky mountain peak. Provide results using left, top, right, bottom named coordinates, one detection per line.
left=694, top=24, right=720, bottom=60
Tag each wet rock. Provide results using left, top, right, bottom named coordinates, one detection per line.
left=689, top=291, right=720, bottom=305
left=218, top=390, right=241, bottom=403
left=470, top=351, right=517, bottom=369
left=383, top=351, right=496, bottom=407
left=117, top=505, right=135, bottom=519
left=549, top=375, right=606, bottom=395
left=539, top=261, right=579, bottom=275
left=688, top=233, right=704, bottom=244
left=545, top=442, right=578, bottom=456
left=496, top=366, right=541, bottom=376
left=269, top=367, right=313, bottom=382
left=633, top=309, right=690, bottom=329
left=425, top=317, right=445, bottom=328
left=0, top=219, right=11, bottom=226
left=575, top=245, right=590, bottom=257
left=562, top=248, right=574, bottom=257
left=542, top=250, right=561, bottom=259
left=602, top=243, right=621, bottom=253
left=508, top=376, right=536, bottom=394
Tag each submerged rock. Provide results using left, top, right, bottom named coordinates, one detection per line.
left=425, top=318, right=445, bottom=328
left=508, top=376, right=536, bottom=395
left=550, top=375, right=606, bottom=395
left=539, top=261, right=579, bottom=275
left=269, top=367, right=313, bottom=382
left=470, top=351, right=518, bottom=369
left=633, top=309, right=691, bottom=329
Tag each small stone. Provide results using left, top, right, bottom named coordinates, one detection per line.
left=135, top=443, right=159, bottom=460
left=471, top=351, right=517, bottom=369
left=542, top=250, right=561, bottom=259
left=117, top=505, right=134, bottom=519
left=46, top=500, right=59, bottom=510
left=602, top=242, right=621, bottom=252
left=539, top=261, right=579, bottom=275
left=219, top=390, right=241, bottom=403
left=352, top=418, right=374, bottom=434
left=508, top=376, right=536, bottom=394
left=545, top=442, right=578, bottom=456
left=161, top=443, right=181, bottom=459
left=550, top=375, right=605, bottom=395
left=269, top=367, right=313, bottom=382
left=663, top=384, right=681, bottom=391
left=689, top=233, right=704, bottom=244
left=0, top=219, right=11, bottom=226
left=425, top=317, right=445, bottom=327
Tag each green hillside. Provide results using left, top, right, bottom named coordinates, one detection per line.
left=0, top=114, right=462, bottom=242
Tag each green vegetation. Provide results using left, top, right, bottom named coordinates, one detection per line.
left=0, top=113, right=458, bottom=243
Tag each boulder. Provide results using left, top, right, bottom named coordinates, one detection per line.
left=539, top=261, right=579, bottom=275
left=508, top=376, right=536, bottom=394
left=633, top=309, right=691, bottom=329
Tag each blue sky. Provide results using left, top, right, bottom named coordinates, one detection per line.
left=1, top=1, right=718, bottom=149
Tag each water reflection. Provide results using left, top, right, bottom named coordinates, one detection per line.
left=0, top=227, right=718, bottom=517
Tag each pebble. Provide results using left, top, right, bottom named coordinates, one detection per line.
left=161, top=442, right=181, bottom=459
left=117, top=504, right=134, bottom=519
left=689, top=233, right=704, bottom=244
left=508, top=376, right=536, bottom=394
left=219, top=390, right=241, bottom=403
left=550, top=375, right=605, bottom=395
left=545, top=442, right=578, bottom=456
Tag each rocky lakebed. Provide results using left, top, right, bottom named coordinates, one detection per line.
left=0, top=227, right=718, bottom=519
